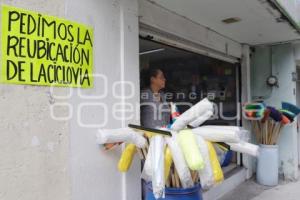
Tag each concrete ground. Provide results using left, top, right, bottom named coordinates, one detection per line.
left=218, top=177, right=300, bottom=200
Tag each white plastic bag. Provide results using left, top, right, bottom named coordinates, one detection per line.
left=96, top=127, right=146, bottom=148
left=202, top=126, right=250, bottom=142
left=166, top=136, right=194, bottom=188
left=171, top=98, right=214, bottom=131
left=227, top=142, right=259, bottom=157
left=141, top=138, right=154, bottom=182
left=151, top=136, right=166, bottom=199
left=201, top=125, right=243, bottom=131
left=191, top=127, right=240, bottom=143
left=189, top=110, right=213, bottom=127
left=195, top=135, right=214, bottom=189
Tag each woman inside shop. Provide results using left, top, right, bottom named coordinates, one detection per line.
left=140, top=67, right=171, bottom=128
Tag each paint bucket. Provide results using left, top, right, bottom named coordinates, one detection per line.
left=145, top=183, right=203, bottom=200
left=256, top=144, right=279, bottom=186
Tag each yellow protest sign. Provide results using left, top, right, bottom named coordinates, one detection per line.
left=1, top=5, right=94, bottom=88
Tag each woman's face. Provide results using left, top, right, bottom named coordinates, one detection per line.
left=151, top=70, right=166, bottom=90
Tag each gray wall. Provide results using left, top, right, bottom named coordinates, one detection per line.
left=66, top=0, right=141, bottom=199
left=251, top=44, right=298, bottom=180
left=0, top=0, right=141, bottom=200
left=0, top=0, right=71, bottom=200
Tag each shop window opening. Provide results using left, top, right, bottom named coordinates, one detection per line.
left=139, top=37, right=242, bottom=197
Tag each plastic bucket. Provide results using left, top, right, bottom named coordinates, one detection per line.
left=256, top=144, right=279, bottom=186
left=145, top=183, right=203, bottom=200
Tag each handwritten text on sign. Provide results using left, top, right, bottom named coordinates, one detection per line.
left=1, top=5, right=94, bottom=88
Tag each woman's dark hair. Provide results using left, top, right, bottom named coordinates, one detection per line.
left=140, top=67, right=161, bottom=89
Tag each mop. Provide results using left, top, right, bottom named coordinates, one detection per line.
left=165, top=136, right=194, bottom=188
left=164, top=147, right=173, bottom=181
left=118, top=144, right=137, bottom=172
left=189, top=110, right=213, bottom=127
left=191, top=126, right=241, bottom=143
left=207, top=141, right=224, bottom=183
left=226, top=142, right=259, bottom=157
left=97, top=127, right=146, bottom=148
left=195, top=135, right=215, bottom=189
left=280, top=109, right=296, bottom=122
left=171, top=98, right=214, bottom=131
left=151, top=135, right=166, bottom=199
left=177, top=129, right=204, bottom=170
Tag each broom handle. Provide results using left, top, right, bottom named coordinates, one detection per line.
left=253, top=121, right=260, bottom=143
left=272, top=123, right=283, bottom=145
left=165, top=176, right=170, bottom=187
left=137, top=148, right=145, bottom=160
left=192, top=171, right=199, bottom=184
left=174, top=169, right=181, bottom=188
left=268, top=122, right=276, bottom=145
left=171, top=173, right=176, bottom=188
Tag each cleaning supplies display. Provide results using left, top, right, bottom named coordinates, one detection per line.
left=243, top=102, right=300, bottom=145
left=97, top=98, right=261, bottom=199
left=243, top=102, right=300, bottom=187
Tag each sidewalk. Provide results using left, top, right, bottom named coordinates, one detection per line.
left=218, top=176, right=300, bottom=200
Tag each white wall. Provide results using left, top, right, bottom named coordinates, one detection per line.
left=0, top=1, right=71, bottom=200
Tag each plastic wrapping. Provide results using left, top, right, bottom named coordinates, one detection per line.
left=171, top=98, right=214, bottom=131
left=165, top=137, right=194, bottom=188
left=206, top=141, right=224, bottom=183
left=177, top=129, right=204, bottom=171
left=142, top=138, right=154, bottom=182
left=118, top=144, right=136, bottom=172
left=201, top=125, right=243, bottom=131
left=191, top=127, right=241, bottom=143
left=170, top=102, right=180, bottom=124
left=195, top=135, right=214, bottom=189
left=203, top=126, right=250, bottom=142
left=96, top=127, right=146, bottom=148
left=227, top=142, right=259, bottom=157
left=151, top=136, right=166, bottom=199
left=164, top=147, right=173, bottom=181
left=189, top=110, right=213, bottom=128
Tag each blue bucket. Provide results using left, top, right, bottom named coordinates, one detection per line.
left=221, top=150, right=233, bottom=167
left=145, top=183, right=203, bottom=200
